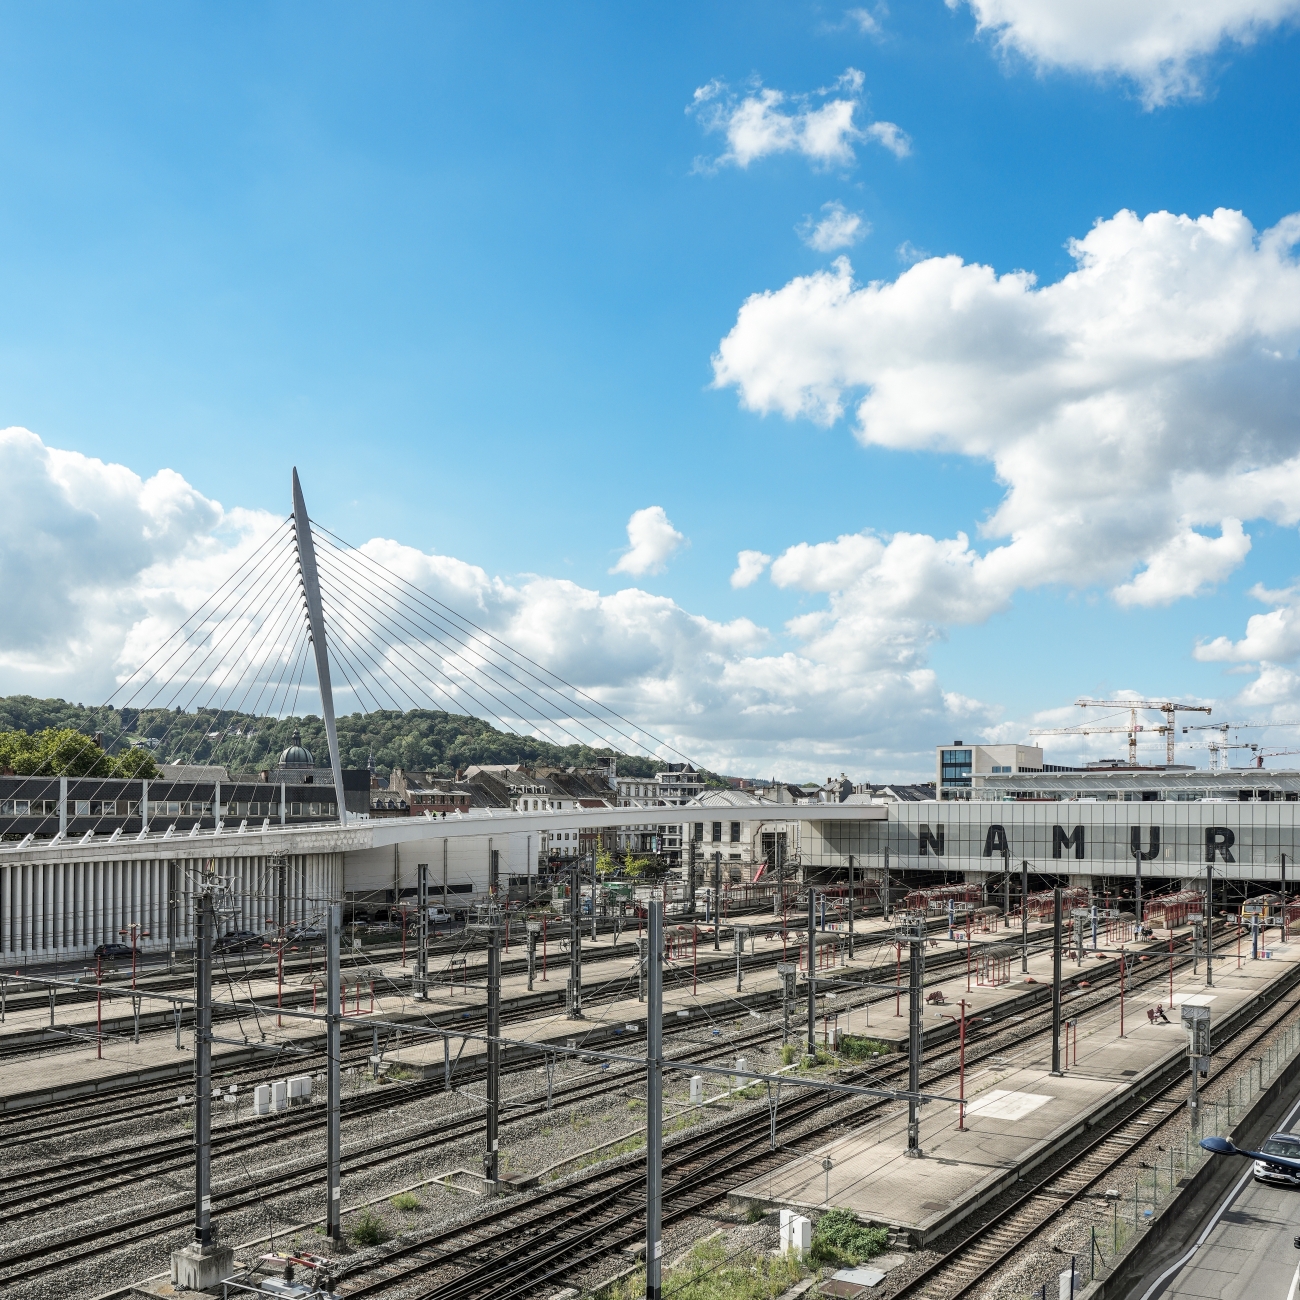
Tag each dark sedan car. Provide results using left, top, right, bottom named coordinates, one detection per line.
left=94, top=942, right=135, bottom=960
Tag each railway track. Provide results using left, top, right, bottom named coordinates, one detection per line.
left=885, top=949, right=1300, bottom=1300
left=325, top=930, right=1227, bottom=1300
left=0, top=916, right=992, bottom=1143
left=0, top=1009, right=796, bottom=1290
left=0, top=923, right=1195, bottom=1294
left=0, top=925, right=1039, bottom=1205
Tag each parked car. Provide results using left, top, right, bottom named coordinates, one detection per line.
left=427, top=906, right=454, bottom=926
left=1254, top=1132, right=1300, bottom=1184
left=218, top=931, right=260, bottom=951
left=94, top=942, right=135, bottom=960
left=288, top=927, right=325, bottom=942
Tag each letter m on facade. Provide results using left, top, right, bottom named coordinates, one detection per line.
left=1053, top=826, right=1085, bottom=860
left=918, top=823, right=944, bottom=856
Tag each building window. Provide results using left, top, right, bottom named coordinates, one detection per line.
left=940, top=749, right=972, bottom=787
left=991, top=765, right=1011, bottom=774
left=693, top=822, right=703, bottom=842
left=74, top=800, right=91, bottom=815
left=729, top=821, right=741, bottom=843
left=711, top=821, right=722, bottom=842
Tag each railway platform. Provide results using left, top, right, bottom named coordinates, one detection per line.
left=731, top=936, right=1300, bottom=1246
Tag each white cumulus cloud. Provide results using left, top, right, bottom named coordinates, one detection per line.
left=689, top=70, right=908, bottom=171
left=610, top=506, right=685, bottom=576
left=864, top=120, right=911, bottom=157
left=798, top=201, right=870, bottom=252
left=950, top=0, right=1300, bottom=105
left=730, top=550, right=772, bottom=588
left=0, top=430, right=996, bottom=780
left=0, top=427, right=281, bottom=700
left=713, top=208, right=1300, bottom=640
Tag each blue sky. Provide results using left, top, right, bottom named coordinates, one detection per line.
left=3, top=2, right=1300, bottom=778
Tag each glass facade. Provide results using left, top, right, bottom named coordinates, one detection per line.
left=806, top=799, right=1300, bottom=881
left=940, top=749, right=972, bottom=787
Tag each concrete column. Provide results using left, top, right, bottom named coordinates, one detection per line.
left=59, top=776, right=67, bottom=837
left=109, top=863, right=119, bottom=944
left=52, top=863, right=62, bottom=954
left=21, top=865, right=32, bottom=954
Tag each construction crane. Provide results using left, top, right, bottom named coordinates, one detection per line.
left=1074, top=698, right=1212, bottom=766
left=1252, top=748, right=1300, bottom=769
left=1183, top=721, right=1300, bottom=771
left=1182, top=739, right=1260, bottom=773
left=1028, top=723, right=1155, bottom=766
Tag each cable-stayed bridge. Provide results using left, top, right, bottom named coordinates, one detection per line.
left=0, top=470, right=883, bottom=964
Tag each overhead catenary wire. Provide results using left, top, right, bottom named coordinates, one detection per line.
left=314, top=528, right=666, bottom=756
left=314, top=539, right=671, bottom=762
left=313, top=537, right=614, bottom=737
left=314, top=565, right=568, bottom=743
left=311, top=524, right=693, bottom=764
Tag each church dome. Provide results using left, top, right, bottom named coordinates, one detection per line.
left=279, top=728, right=314, bottom=768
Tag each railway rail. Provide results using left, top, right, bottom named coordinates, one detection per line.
left=885, top=955, right=1300, bottom=1299
left=0, top=922, right=1197, bottom=1294
left=324, top=930, right=1229, bottom=1300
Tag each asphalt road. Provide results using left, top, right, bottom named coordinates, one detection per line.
left=1150, top=1167, right=1300, bottom=1300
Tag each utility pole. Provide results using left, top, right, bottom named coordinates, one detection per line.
left=169, top=888, right=233, bottom=1292
left=713, top=852, right=722, bottom=951
left=1051, top=887, right=1063, bottom=1076
left=527, top=921, right=540, bottom=992
left=1134, top=848, right=1143, bottom=937
left=777, top=963, right=796, bottom=1044
left=847, top=853, right=855, bottom=960
left=907, top=918, right=925, bottom=1157
left=883, top=845, right=891, bottom=919
left=688, top=835, right=697, bottom=916
left=1206, top=861, right=1214, bottom=988
left=326, top=902, right=342, bottom=1242
left=485, top=921, right=500, bottom=1194
left=567, top=862, right=582, bottom=1018
left=1021, top=859, right=1029, bottom=973
left=806, top=889, right=817, bottom=1056
left=194, top=891, right=213, bottom=1248
left=1002, top=850, right=1010, bottom=929
left=416, top=863, right=429, bottom=1000
left=646, top=901, right=664, bottom=1300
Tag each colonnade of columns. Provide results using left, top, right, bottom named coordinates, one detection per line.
left=0, top=852, right=342, bottom=964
